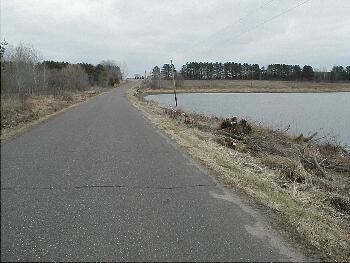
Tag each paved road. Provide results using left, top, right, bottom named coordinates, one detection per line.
left=1, top=81, right=305, bottom=261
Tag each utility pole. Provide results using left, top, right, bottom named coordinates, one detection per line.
left=171, top=59, right=177, bottom=107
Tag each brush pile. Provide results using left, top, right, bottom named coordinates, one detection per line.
left=161, top=105, right=350, bottom=215
left=220, top=117, right=350, bottom=215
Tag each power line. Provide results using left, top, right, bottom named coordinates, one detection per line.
left=226, top=0, right=312, bottom=42
left=190, top=0, right=279, bottom=50
left=208, top=0, right=278, bottom=39
left=181, top=0, right=312, bottom=58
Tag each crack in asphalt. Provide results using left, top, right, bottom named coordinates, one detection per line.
left=1, top=184, right=214, bottom=191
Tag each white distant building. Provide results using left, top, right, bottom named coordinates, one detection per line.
left=134, top=74, right=141, bottom=79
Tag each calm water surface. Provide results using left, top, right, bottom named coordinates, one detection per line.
left=147, top=92, right=350, bottom=147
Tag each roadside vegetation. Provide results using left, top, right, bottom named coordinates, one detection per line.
left=0, top=41, right=124, bottom=140
left=129, top=83, right=350, bottom=261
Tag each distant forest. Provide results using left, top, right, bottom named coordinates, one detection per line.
left=152, top=62, right=350, bottom=82
left=1, top=41, right=122, bottom=97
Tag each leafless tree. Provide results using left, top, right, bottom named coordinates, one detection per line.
left=120, top=60, right=128, bottom=80
left=1, top=42, right=122, bottom=100
left=100, top=60, right=121, bottom=87
left=61, top=64, right=89, bottom=91
left=2, top=42, right=41, bottom=96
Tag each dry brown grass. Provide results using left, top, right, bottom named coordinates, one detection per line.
left=0, top=87, right=114, bottom=141
left=129, top=87, right=350, bottom=261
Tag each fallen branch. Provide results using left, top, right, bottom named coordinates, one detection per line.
left=220, top=131, right=245, bottom=141
left=305, top=132, right=318, bottom=142
left=323, top=165, right=350, bottom=173
left=294, top=132, right=318, bottom=143
left=313, top=156, right=327, bottom=177
left=303, top=157, right=350, bottom=173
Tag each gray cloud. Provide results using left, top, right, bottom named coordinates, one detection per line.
left=1, top=0, right=349, bottom=75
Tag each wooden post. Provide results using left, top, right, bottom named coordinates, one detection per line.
left=171, top=60, right=177, bottom=107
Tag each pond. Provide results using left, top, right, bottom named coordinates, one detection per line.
left=146, top=92, right=350, bottom=147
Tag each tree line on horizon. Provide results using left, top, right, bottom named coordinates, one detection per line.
left=1, top=41, right=122, bottom=97
left=151, top=62, right=350, bottom=83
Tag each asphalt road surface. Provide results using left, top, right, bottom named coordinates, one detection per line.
left=1, top=80, right=306, bottom=261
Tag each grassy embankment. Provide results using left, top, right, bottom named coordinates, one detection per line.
left=145, top=79, right=350, bottom=94
left=128, top=80, right=350, bottom=261
left=0, top=86, right=117, bottom=141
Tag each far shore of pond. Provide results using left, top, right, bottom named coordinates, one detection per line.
left=141, top=80, right=350, bottom=95
left=143, top=86, right=350, bottom=95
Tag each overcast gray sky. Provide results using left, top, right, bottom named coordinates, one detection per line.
left=1, top=0, right=349, bottom=75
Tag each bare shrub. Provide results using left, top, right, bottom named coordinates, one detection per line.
left=99, top=60, right=121, bottom=87
left=1, top=42, right=41, bottom=96
left=61, top=65, right=89, bottom=91
left=62, top=91, right=74, bottom=101
left=20, top=95, right=34, bottom=111
left=219, top=117, right=252, bottom=137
